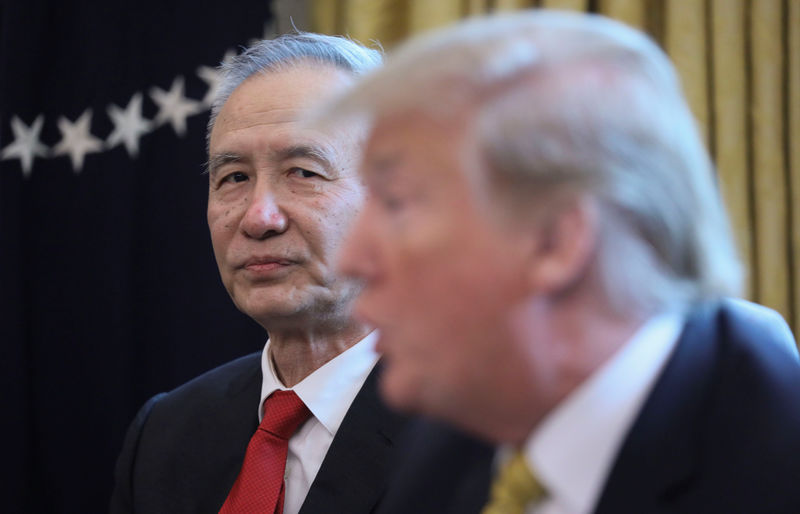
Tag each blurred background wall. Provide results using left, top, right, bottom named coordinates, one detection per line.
left=0, top=0, right=796, bottom=512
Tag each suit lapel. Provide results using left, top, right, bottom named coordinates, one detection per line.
left=202, top=355, right=263, bottom=511
left=299, top=364, right=410, bottom=514
left=593, top=303, right=721, bottom=513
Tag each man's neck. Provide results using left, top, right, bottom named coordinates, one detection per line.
left=466, top=293, right=648, bottom=446
left=268, top=322, right=373, bottom=387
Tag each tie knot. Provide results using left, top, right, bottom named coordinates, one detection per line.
left=482, top=451, right=546, bottom=514
left=259, top=390, right=311, bottom=439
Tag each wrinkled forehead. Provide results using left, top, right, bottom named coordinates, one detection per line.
left=212, top=64, right=359, bottom=138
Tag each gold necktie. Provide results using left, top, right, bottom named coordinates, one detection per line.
left=481, top=452, right=546, bottom=514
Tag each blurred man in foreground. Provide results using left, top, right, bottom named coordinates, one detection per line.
left=111, top=33, right=409, bottom=513
left=328, top=11, right=800, bottom=513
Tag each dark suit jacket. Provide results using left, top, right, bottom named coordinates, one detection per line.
left=376, top=300, right=800, bottom=513
left=110, top=354, right=408, bottom=513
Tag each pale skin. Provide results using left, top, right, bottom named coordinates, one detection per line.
left=338, top=108, right=645, bottom=445
left=207, top=64, right=371, bottom=387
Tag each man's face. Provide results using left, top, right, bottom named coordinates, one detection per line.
left=338, top=111, right=536, bottom=429
left=208, top=65, right=365, bottom=328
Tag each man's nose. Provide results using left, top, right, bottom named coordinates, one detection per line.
left=240, top=187, right=288, bottom=239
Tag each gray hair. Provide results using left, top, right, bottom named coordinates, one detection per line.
left=324, top=10, right=743, bottom=316
left=207, top=32, right=382, bottom=147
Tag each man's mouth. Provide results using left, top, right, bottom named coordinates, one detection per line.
left=240, top=256, right=294, bottom=272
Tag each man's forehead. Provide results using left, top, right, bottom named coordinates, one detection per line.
left=359, top=110, right=490, bottom=199
left=210, top=101, right=357, bottom=157
left=212, top=65, right=354, bottom=131
left=362, top=111, right=464, bottom=165
left=214, top=107, right=303, bottom=132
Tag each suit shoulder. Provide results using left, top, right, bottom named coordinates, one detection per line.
left=680, top=302, right=800, bottom=508
left=166, top=352, right=260, bottom=396
left=720, top=298, right=798, bottom=358
left=701, top=301, right=800, bottom=448
left=114, top=353, right=262, bottom=512
left=715, top=300, right=800, bottom=388
left=148, top=352, right=262, bottom=421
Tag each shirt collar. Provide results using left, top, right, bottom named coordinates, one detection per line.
left=259, top=331, right=380, bottom=435
left=523, top=311, right=684, bottom=513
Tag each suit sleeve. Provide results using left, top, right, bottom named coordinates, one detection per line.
left=109, top=393, right=166, bottom=514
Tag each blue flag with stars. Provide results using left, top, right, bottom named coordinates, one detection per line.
left=0, top=1, right=275, bottom=512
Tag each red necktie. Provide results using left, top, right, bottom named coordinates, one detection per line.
left=219, top=390, right=311, bottom=514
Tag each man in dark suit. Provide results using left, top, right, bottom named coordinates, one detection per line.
left=325, top=10, right=800, bottom=513
left=111, top=33, right=408, bottom=513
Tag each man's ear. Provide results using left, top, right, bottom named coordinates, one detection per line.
left=524, top=196, right=598, bottom=295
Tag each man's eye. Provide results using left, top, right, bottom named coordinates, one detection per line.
left=222, top=172, right=248, bottom=184
left=381, top=194, right=406, bottom=212
left=290, top=168, right=320, bottom=179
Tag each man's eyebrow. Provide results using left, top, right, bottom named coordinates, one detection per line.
left=278, top=144, right=334, bottom=169
left=366, top=151, right=401, bottom=177
left=205, top=145, right=335, bottom=176
left=206, top=153, right=243, bottom=177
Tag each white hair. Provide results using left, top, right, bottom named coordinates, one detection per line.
left=206, top=32, right=382, bottom=148
left=324, top=10, right=743, bottom=315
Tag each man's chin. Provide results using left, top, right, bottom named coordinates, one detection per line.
left=247, top=308, right=310, bottom=329
left=378, top=365, right=431, bottom=415
left=379, top=364, right=489, bottom=440
left=235, top=297, right=310, bottom=327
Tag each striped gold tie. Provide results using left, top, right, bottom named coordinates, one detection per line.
left=481, top=452, right=546, bottom=514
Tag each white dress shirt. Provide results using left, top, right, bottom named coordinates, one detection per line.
left=258, top=331, right=380, bottom=514
left=513, top=312, right=685, bottom=514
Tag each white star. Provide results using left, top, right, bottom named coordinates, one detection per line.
left=1, top=115, right=49, bottom=178
left=196, top=65, right=220, bottom=108
left=52, top=109, right=103, bottom=173
left=197, top=49, right=236, bottom=108
left=106, top=92, right=152, bottom=158
left=150, top=76, right=203, bottom=137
